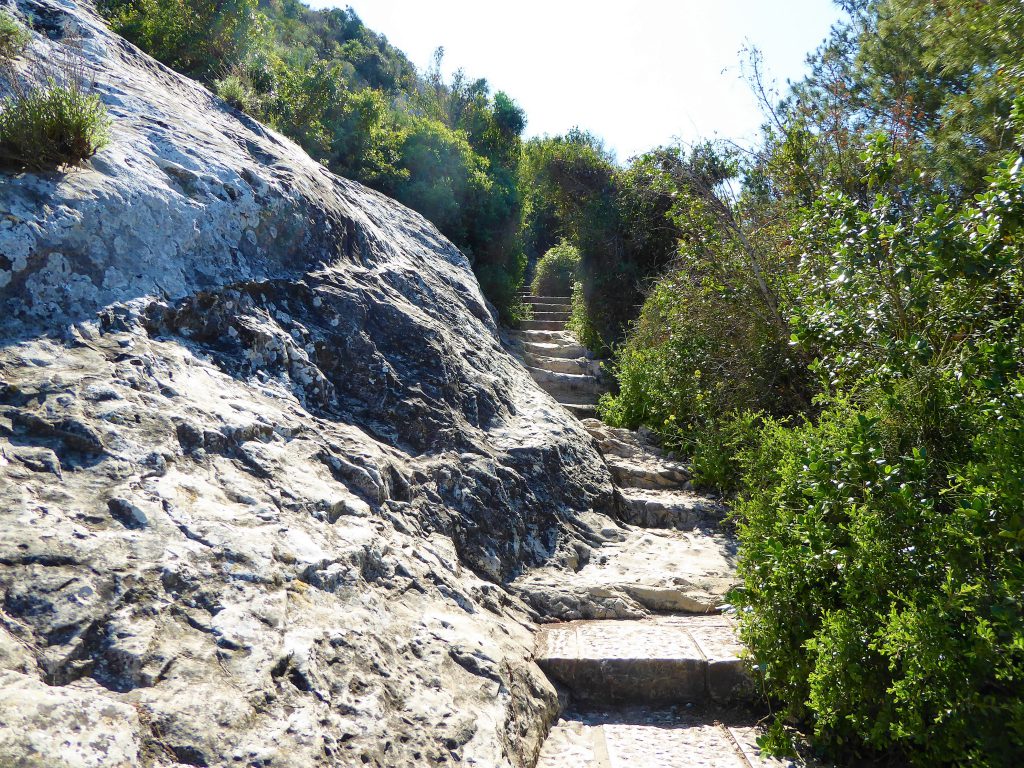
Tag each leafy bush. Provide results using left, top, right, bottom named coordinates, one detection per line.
left=519, top=136, right=684, bottom=344
left=689, top=409, right=761, bottom=492
left=475, top=259, right=528, bottom=326
left=0, top=78, right=111, bottom=170
left=0, top=10, right=30, bottom=63
left=531, top=239, right=579, bottom=295
left=737, top=382, right=1024, bottom=766
left=733, top=140, right=1024, bottom=767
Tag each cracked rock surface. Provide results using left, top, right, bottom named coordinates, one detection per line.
left=0, top=2, right=620, bottom=766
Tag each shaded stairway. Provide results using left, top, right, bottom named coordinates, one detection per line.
left=508, top=297, right=813, bottom=767
left=511, top=293, right=606, bottom=419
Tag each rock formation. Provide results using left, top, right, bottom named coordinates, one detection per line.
left=0, top=1, right=619, bottom=765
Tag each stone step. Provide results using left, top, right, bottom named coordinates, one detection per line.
left=514, top=527, right=739, bottom=620
left=548, top=389, right=601, bottom=406
left=562, top=402, right=598, bottom=419
left=527, top=367, right=605, bottom=397
left=521, top=340, right=589, bottom=360
left=521, top=294, right=571, bottom=302
left=532, top=311, right=571, bottom=321
left=516, top=328, right=574, bottom=343
left=606, top=455, right=690, bottom=491
left=524, top=352, right=600, bottom=377
left=582, top=419, right=663, bottom=461
left=536, top=708, right=797, bottom=768
left=528, top=302, right=572, bottom=313
left=521, top=319, right=567, bottom=331
left=536, top=616, right=752, bottom=706
left=616, top=488, right=726, bottom=531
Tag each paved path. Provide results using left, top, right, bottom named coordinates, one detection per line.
left=511, top=293, right=812, bottom=767
left=536, top=708, right=794, bottom=768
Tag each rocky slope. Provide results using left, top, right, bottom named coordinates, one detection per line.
left=0, top=1, right=619, bottom=765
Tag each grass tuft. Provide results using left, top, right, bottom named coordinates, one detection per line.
left=0, top=10, right=30, bottom=63
left=0, top=77, right=111, bottom=170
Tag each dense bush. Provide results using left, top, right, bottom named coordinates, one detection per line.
left=0, top=77, right=111, bottom=170
left=519, top=135, right=684, bottom=344
left=598, top=262, right=802, bottom=491
left=595, top=3, right=1024, bottom=761
left=475, top=258, right=528, bottom=325
left=597, top=139, right=808, bottom=490
left=531, top=239, right=579, bottom=295
left=214, top=72, right=257, bottom=113
left=0, top=10, right=30, bottom=63
left=733, top=140, right=1024, bottom=766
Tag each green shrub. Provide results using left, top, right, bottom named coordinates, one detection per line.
left=598, top=264, right=804, bottom=491
left=474, top=261, right=529, bottom=326
left=689, top=409, right=760, bottom=492
left=214, top=73, right=257, bottom=113
left=0, top=78, right=111, bottom=170
left=531, top=239, right=580, bottom=296
left=733, top=139, right=1024, bottom=766
left=0, top=10, right=30, bottom=62
left=566, top=279, right=605, bottom=352
left=736, top=379, right=1024, bottom=767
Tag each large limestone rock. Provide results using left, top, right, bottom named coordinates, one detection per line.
left=0, top=1, right=617, bottom=765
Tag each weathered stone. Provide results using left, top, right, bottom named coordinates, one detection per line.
left=562, top=402, right=599, bottom=419
left=106, top=497, right=149, bottom=529
left=531, top=310, right=570, bottom=321
left=616, top=487, right=726, bottom=531
left=605, top=455, right=691, bottom=490
left=0, top=671, right=142, bottom=768
left=515, top=526, right=739, bottom=620
left=520, top=319, right=568, bottom=331
left=527, top=367, right=606, bottom=397
left=521, top=296, right=571, bottom=309
left=523, top=352, right=601, bottom=377
left=508, top=293, right=610, bottom=421
left=0, top=2, right=626, bottom=765
left=537, top=619, right=706, bottom=705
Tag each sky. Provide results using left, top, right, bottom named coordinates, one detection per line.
left=308, top=1, right=846, bottom=162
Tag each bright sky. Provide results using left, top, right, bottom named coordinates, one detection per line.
left=308, top=1, right=846, bottom=162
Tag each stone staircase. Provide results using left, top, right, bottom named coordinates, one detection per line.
left=511, top=293, right=811, bottom=767
left=511, top=294, right=605, bottom=419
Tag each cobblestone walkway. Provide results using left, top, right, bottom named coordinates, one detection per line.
left=536, top=708, right=795, bottom=768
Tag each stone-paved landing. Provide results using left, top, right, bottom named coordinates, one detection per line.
left=537, top=616, right=752, bottom=705
left=536, top=707, right=803, bottom=768
left=515, top=527, right=739, bottom=620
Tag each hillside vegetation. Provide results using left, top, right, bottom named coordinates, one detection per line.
left=597, top=2, right=1024, bottom=765
left=98, top=0, right=527, bottom=318
left=72, top=0, right=1024, bottom=764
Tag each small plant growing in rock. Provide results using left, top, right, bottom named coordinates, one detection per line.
left=0, top=71, right=111, bottom=171
left=215, top=72, right=257, bottom=114
left=0, top=10, right=30, bottom=63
